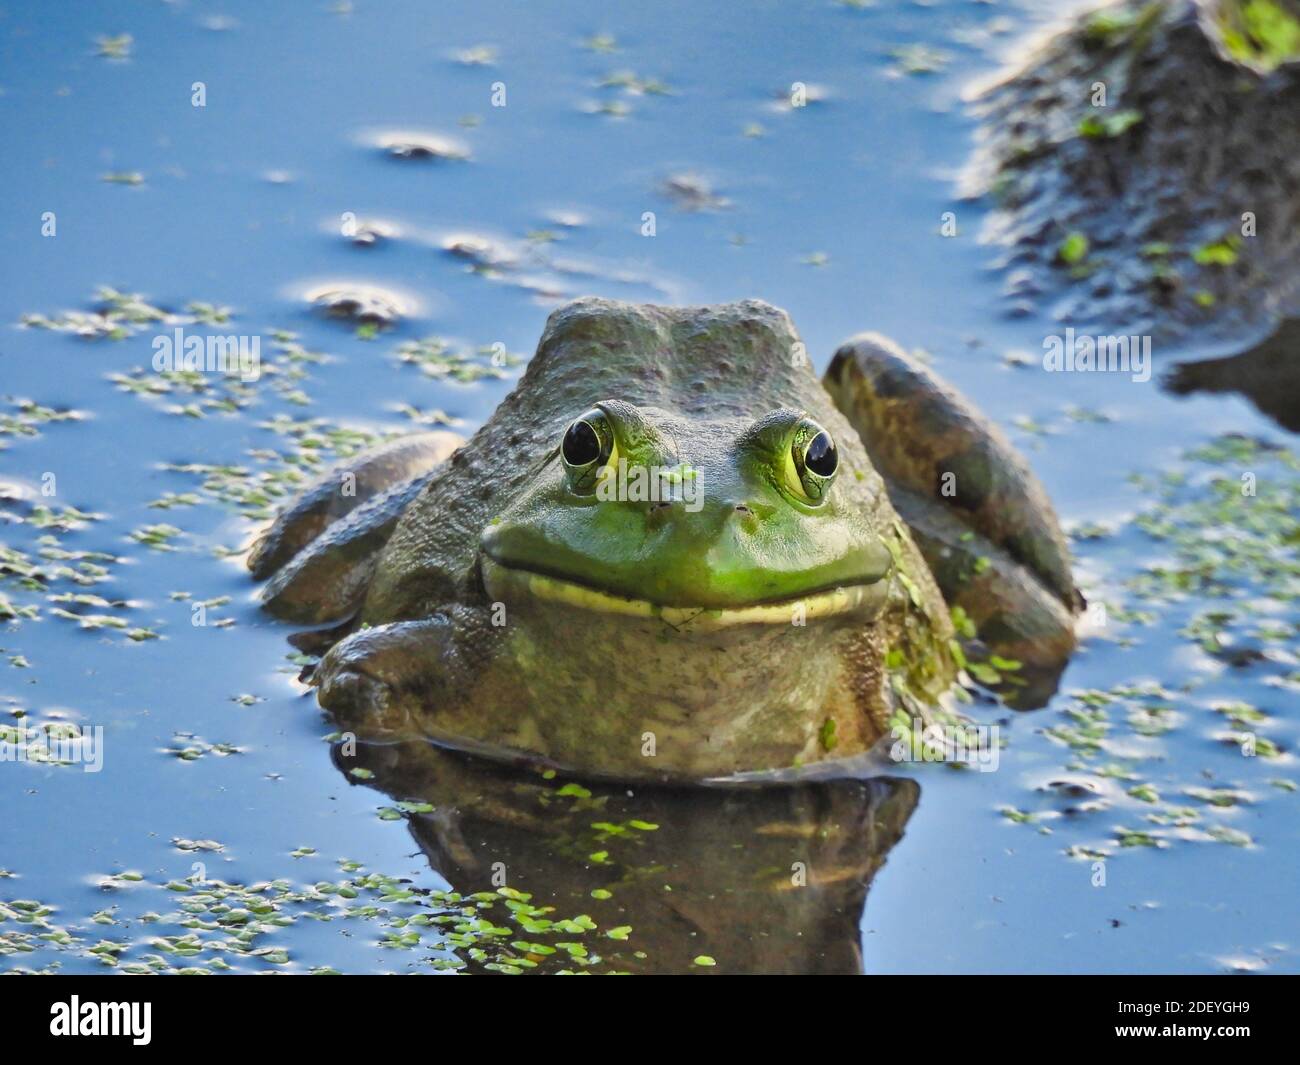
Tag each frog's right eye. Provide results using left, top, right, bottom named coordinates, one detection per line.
left=560, top=408, right=615, bottom=489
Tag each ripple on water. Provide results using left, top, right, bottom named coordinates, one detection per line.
left=299, top=282, right=421, bottom=329
left=331, top=216, right=401, bottom=248
left=362, top=128, right=471, bottom=162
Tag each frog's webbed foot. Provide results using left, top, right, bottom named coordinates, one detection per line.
left=247, top=432, right=461, bottom=623
left=825, top=334, right=1082, bottom=682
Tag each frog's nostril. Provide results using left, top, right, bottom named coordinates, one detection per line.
left=733, top=504, right=753, bottom=516
left=649, top=501, right=673, bottom=513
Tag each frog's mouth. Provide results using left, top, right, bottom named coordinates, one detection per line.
left=480, top=556, right=890, bottom=632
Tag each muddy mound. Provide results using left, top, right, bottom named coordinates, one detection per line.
left=966, top=0, right=1300, bottom=337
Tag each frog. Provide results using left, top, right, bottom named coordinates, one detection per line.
left=249, top=298, right=1081, bottom=782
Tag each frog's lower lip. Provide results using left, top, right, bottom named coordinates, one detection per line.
left=480, top=556, right=889, bottom=630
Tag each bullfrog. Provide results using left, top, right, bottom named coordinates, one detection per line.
left=250, top=298, right=1081, bottom=781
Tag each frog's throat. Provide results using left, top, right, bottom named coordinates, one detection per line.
left=480, top=556, right=889, bottom=632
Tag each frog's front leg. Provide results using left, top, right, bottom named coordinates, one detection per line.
left=313, top=616, right=455, bottom=733
left=824, top=333, right=1082, bottom=674
left=248, top=431, right=462, bottom=623
left=313, top=604, right=500, bottom=735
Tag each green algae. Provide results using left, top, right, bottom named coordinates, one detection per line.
left=2, top=867, right=641, bottom=974
left=1219, top=0, right=1300, bottom=70
left=1005, top=434, right=1298, bottom=862
left=394, top=336, right=521, bottom=383
left=1078, top=109, right=1143, bottom=138
left=95, top=33, right=132, bottom=59
left=0, top=529, right=147, bottom=641
left=889, top=43, right=949, bottom=75
left=164, top=733, right=243, bottom=762
left=0, top=399, right=85, bottom=447
left=21, top=287, right=172, bottom=338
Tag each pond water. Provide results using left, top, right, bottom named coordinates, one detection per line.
left=1, top=0, right=1295, bottom=974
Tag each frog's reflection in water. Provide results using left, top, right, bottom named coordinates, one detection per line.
left=335, top=740, right=918, bottom=974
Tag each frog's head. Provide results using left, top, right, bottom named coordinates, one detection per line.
left=478, top=299, right=895, bottom=632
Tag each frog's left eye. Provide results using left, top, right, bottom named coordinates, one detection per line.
left=562, top=419, right=603, bottom=466
left=785, top=418, right=838, bottom=503
left=560, top=407, right=615, bottom=492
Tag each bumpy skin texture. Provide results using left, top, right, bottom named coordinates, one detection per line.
left=248, top=432, right=462, bottom=580
left=967, top=0, right=1300, bottom=336
left=250, top=431, right=462, bottom=622
left=252, top=299, right=1079, bottom=781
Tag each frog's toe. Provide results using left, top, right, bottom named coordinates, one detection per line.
left=314, top=618, right=454, bottom=730
left=318, top=666, right=395, bottom=727
left=248, top=431, right=461, bottom=579
left=825, top=333, right=1082, bottom=675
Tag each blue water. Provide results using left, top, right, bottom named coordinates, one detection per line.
left=1, top=0, right=1295, bottom=973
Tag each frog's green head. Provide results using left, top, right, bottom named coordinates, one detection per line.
left=478, top=299, right=895, bottom=631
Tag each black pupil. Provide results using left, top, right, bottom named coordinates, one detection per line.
left=804, top=431, right=837, bottom=476
left=562, top=420, right=601, bottom=465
